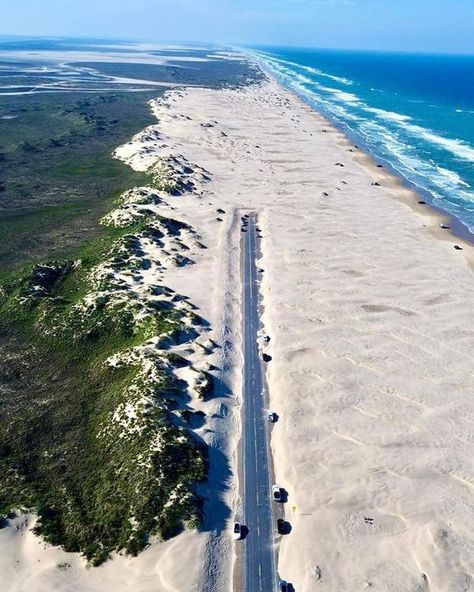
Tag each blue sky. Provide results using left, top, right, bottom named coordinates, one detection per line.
left=2, top=0, right=474, bottom=54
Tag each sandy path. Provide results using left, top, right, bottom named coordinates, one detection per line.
left=2, top=73, right=474, bottom=592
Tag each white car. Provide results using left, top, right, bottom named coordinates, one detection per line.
left=272, top=485, right=282, bottom=502
left=233, top=522, right=243, bottom=540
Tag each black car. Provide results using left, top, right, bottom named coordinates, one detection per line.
left=277, top=518, right=286, bottom=534
left=267, top=411, right=278, bottom=423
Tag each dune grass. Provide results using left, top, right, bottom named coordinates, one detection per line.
left=0, top=191, right=207, bottom=567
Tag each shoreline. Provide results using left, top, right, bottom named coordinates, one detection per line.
left=251, top=55, right=474, bottom=250
left=276, top=70, right=474, bottom=262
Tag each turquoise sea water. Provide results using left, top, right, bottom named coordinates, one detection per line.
left=250, top=47, right=474, bottom=233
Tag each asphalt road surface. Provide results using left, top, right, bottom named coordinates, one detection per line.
left=240, top=212, right=277, bottom=592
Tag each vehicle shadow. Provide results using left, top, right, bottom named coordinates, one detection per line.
left=241, top=524, right=249, bottom=539
left=280, top=488, right=289, bottom=504
left=277, top=578, right=296, bottom=591
left=279, top=521, right=292, bottom=535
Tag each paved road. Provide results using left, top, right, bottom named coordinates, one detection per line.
left=241, top=212, right=277, bottom=592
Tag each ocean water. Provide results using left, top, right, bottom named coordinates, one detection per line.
left=249, top=47, right=474, bottom=233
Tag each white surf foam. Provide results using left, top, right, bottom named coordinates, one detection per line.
left=318, top=86, right=361, bottom=104
left=403, top=124, right=474, bottom=163
left=365, top=107, right=413, bottom=123
left=251, top=51, right=354, bottom=86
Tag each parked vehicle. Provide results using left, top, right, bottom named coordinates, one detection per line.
left=277, top=518, right=286, bottom=534
left=233, top=522, right=243, bottom=540
left=267, top=411, right=278, bottom=422
left=279, top=581, right=289, bottom=592
left=272, top=484, right=282, bottom=501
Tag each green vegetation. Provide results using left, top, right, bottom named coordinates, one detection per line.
left=0, top=216, right=207, bottom=564
left=150, top=159, right=182, bottom=194
left=0, top=90, right=210, bottom=564
left=0, top=91, right=156, bottom=275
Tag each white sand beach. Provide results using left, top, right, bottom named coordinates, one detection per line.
left=2, top=69, right=474, bottom=592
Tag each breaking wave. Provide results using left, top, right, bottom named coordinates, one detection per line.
left=248, top=48, right=474, bottom=233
